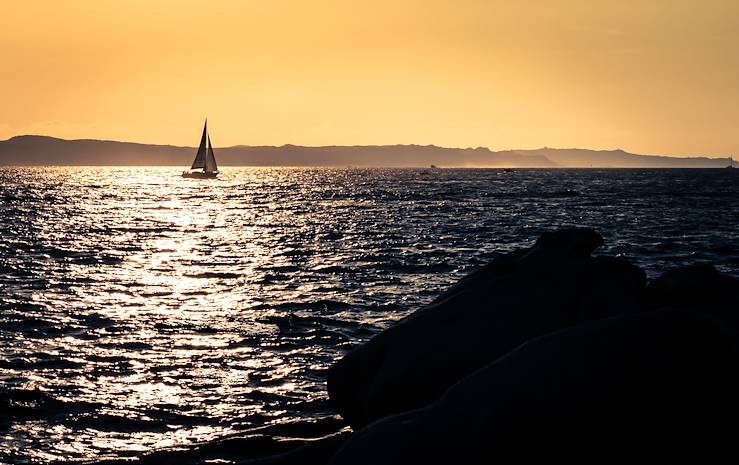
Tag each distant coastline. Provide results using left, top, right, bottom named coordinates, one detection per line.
left=0, top=135, right=731, bottom=168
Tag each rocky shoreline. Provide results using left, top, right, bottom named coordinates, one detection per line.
left=89, top=228, right=739, bottom=464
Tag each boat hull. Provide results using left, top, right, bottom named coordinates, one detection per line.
left=182, top=171, right=218, bottom=179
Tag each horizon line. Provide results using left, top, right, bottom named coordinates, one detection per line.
left=3, top=134, right=734, bottom=160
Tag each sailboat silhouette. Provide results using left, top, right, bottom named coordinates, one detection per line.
left=183, top=119, right=218, bottom=178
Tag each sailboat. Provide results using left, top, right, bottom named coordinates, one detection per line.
left=183, top=120, right=218, bottom=178
left=726, top=157, right=735, bottom=169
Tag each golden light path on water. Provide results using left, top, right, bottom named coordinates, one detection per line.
left=3, top=166, right=474, bottom=462
left=23, top=171, right=274, bottom=459
left=1, top=166, right=738, bottom=462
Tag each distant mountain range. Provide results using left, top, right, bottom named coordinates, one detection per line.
left=0, top=135, right=732, bottom=168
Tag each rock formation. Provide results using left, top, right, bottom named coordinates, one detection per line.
left=329, top=309, right=739, bottom=464
left=325, top=228, right=739, bottom=463
left=327, top=228, right=647, bottom=428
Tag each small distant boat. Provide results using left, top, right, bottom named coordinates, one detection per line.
left=183, top=120, right=218, bottom=178
left=727, top=157, right=736, bottom=169
left=430, top=165, right=440, bottom=169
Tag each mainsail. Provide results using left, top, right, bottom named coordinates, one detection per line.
left=205, top=135, right=218, bottom=173
left=191, top=120, right=208, bottom=169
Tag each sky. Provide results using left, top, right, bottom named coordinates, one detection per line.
left=1, top=0, right=738, bottom=156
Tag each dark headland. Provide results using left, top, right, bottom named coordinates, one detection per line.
left=0, top=135, right=732, bottom=167
left=88, top=228, right=739, bottom=464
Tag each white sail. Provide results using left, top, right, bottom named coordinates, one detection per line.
left=191, top=120, right=208, bottom=169
left=205, top=135, right=218, bottom=173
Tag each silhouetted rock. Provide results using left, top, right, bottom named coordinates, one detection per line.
left=646, top=264, right=739, bottom=329
left=329, top=310, right=739, bottom=464
left=327, top=228, right=646, bottom=428
left=245, top=432, right=350, bottom=465
left=84, top=418, right=348, bottom=465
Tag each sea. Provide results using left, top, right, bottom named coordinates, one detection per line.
left=1, top=167, right=738, bottom=463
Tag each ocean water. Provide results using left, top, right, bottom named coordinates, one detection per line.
left=1, top=167, right=737, bottom=463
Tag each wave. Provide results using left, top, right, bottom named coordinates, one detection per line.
left=184, top=272, right=242, bottom=279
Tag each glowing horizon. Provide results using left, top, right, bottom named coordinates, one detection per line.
left=2, top=0, right=738, bottom=157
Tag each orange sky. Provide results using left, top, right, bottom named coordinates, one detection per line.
left=1, top=0, right=738, bottom=156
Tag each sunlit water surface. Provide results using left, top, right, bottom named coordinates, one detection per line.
left=1, top=167, right=737, bottom=463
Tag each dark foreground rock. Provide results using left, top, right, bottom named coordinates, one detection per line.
left=646, top=263, right=739, bottom=328
left=330, top=309, right=739, bottom=464
left=328, top=228, right=647, bottom=428
left=82, top=418, right=348, bottom=465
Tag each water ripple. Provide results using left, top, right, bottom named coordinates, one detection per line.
left=0, top=166, right=737, bottom=463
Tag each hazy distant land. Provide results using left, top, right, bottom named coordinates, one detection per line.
left=0, top=135, right=731, bottom=168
